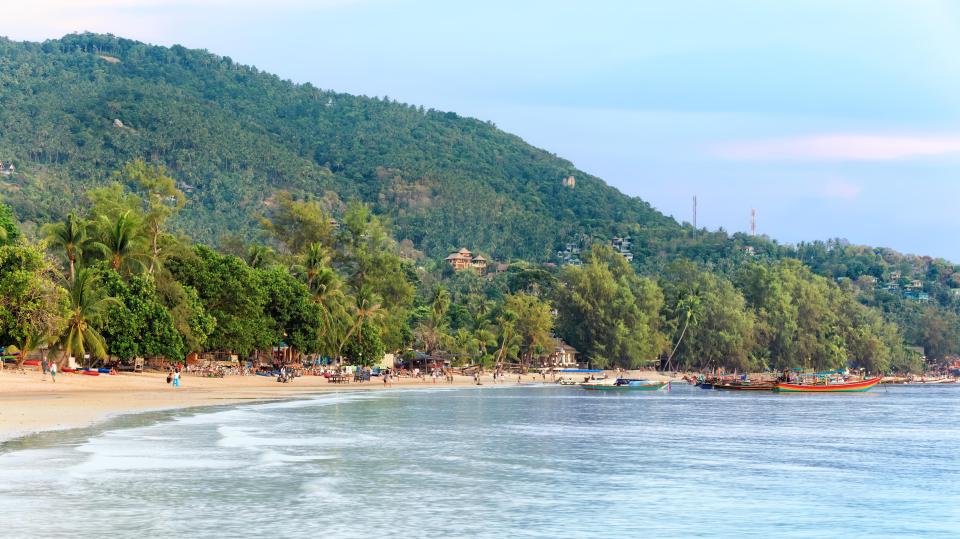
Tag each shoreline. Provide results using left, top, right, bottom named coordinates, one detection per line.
left=0, top=369, right=675, bottom=445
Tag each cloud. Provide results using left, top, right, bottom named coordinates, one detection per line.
left=715, top=133, right=960, bottom=161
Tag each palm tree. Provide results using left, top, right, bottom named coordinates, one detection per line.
left=666, top=293, right=701, bottom=371
left=337, top=286, right=384, bottom=359
left=61, top=268, right=120, bottom=367
left=494, top=309, right=518, bottom=369
left=44, top=213, right=89, bottom=281
left=246, top=245, right=274, bottom=269
left=303, top=242, right=329, bottom=288
left=93, top=211, right=148, bottom=274
left=293, top=249, right=349, bottom=355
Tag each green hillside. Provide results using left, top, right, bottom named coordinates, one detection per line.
left=0, top=33, right=673, bottom=260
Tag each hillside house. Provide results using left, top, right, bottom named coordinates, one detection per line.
left=445, top=248, right=487, bottom=273
left=611, top=236, right=634, bottom=262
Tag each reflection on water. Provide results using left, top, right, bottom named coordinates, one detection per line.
left=0, top=385, right=957, bottom=538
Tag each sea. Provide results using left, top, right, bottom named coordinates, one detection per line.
left=1, top=383, right=957, bottom=538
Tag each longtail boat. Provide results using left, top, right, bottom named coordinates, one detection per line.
left=582, top=379, right=669, bottom=391
left=713, top=381, right=775, bottom=391
left=774, top=377, right=881, bottom=393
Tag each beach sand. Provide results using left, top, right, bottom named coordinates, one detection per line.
left=0, top=368, right=676, bottom=443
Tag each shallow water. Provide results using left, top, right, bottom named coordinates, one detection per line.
left=1, top=384, right=958, bottom=538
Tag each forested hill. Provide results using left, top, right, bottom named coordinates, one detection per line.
left=0, top=33, right=674, bottom=259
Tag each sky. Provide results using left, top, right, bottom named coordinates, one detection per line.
left=5, top=0, right=960, bottom=260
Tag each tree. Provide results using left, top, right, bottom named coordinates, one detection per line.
left=505, top=292, right=554, bottom=368
left=118, top=160, right=185, bottom=273
left=263, top=191, right=335, bottom=254
left=413, top=286, right=452, bottom=355
left=61, top=268, right=120, bottom=366
left=339, top=286, right=385, bottom=360
left=659, top=260, right=756, bottom=372
left=556, top=244, right=667, bottom=368
left=0, top=200, right=21, bottom=246
left=737, top=259, right=900, bottom=372
left=93, top=211, right=149, bottom=274
left=335, top=202, right=414, bottom=351
left=43, top=212, right=90, bottom=281
left=166, top=245, right=272, bottom=355
left=0, top=244, right=69, bottom=368
left=258, top=265, right=324, bottom=356
left=155, top=273, right=216, bottom=354
left=246, top=245, right=274, bottom=269
left=99, top=269, right=185, bottom=361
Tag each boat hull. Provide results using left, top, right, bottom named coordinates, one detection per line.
left=774, top=377, right=881, bottom=393
left=713, top=383, right=775, bottom=391
left=582, top=381, right=668, bottom=391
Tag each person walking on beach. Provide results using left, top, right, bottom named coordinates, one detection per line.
left=41, top=358, right=49, bottom=381
left=49, top=361, right=57, bottom=383
left=173, top=370, right=180, bottom=388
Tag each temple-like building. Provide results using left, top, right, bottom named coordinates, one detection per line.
left=445, top=248, right=488, bottom=273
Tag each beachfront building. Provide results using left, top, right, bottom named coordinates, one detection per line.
left=445, top=248, right=488, bottom=274
left=539, top=338, right=579, bottom=368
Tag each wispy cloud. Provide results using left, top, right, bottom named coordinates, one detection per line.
left=715, top=133, right=960, bottom=161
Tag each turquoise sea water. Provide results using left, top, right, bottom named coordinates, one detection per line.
left=1, top=384, right=958, bottom=538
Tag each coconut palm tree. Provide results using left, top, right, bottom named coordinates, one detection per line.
left=61, top=268, right=120, bottom=366
left=93, top=211, right=148, bottom=274
left=494, top=309, right=519, bottom=369
left=666, top=293, right=702, bottom=371
left=245, top=244, right=274, bottom=269
left=303, top=242, right=329, bottom=288
left=44, top=212, right=89, bottom=281
left=337, top=286, right=384, bottom=358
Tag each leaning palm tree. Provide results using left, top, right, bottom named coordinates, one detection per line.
left=61, top=268, right=120, bottom=367
left=494, top=309, right=519, bottom=369
left=93, top=211, right=149, bottom=274
left=43, top=213, right=89, bottom=281
left=666, top=293, right=701, bottom=372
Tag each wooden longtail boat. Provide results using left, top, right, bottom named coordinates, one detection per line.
left=713, top=382, right=775, bottom=391
left=582, top=380, right=669, bottom=391
left=774, top=377, right=881, bottom=393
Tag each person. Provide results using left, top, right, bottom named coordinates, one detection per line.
left=166, top=369, right=173, bottom=384
left=173, top=370, right=180, bottom=388
left=49, top=361, right=57, bottom=383
left=41, top=358, right=49, bottom=381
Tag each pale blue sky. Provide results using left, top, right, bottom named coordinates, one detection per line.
left=7, top=1, right=960, bottom=259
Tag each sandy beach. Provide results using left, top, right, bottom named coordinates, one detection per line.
left=0, top=369, right=676, bottom=443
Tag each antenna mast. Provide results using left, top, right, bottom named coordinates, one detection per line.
left=692, top=195, right=698, bottom=231
left=751, top=208, right=756, bottom=236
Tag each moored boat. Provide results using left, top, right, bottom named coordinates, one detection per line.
left=713, top=381, right=775, bottom=391
left=774, top=376, right=881, bottom=393
left=582, top=379, right=669, bottom=391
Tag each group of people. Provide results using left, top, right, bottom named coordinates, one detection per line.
left=410, top=367, right=455, bottom=384
left=39, top=358, right=58, bottom=383
left=165, top=365, right=182, bottom=388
